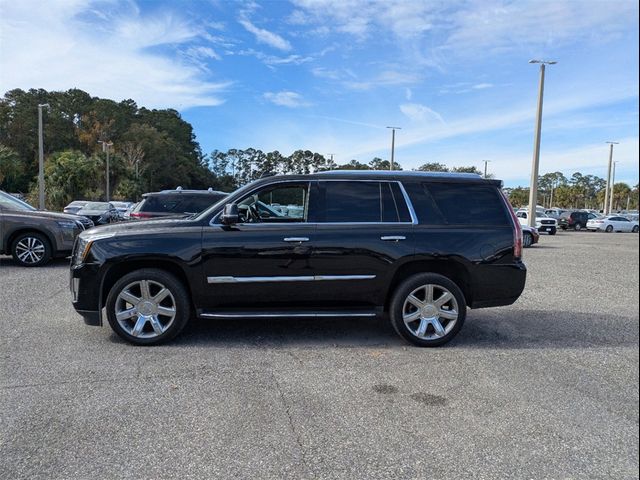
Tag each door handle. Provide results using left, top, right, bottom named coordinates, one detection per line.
left=283, top=237, right=309, bottom=242
left=380, top=236, right=406, bottom=241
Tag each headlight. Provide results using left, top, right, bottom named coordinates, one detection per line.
left=57, top=220, right=78, bottom=229
left=73, top=232, right=117, bottom=265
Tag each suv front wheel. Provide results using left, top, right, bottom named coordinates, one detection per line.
left=106, top=269, right=191, bottom=345
left=11, top=232, right=51, bottom=267
left=390, top=273, right=467, bottom=347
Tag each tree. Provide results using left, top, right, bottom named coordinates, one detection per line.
left=0, top=144, right=22, bottom=191
left=335, top=159, right=370, bottom=170
left=416, top=162, right=449, bottom=172
left=507, top=187, right=529, bottom=208
left=369, top=157, right=402, bottom=170
left=452, top=166, right=482, bottom=175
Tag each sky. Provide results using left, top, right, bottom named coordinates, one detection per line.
left=0, top=0, right=638, bottom=187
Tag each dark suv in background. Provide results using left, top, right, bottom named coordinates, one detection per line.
left=1, top=190, right=92, bottom=266
left=70, top=171, right=526, bottom=347
left=559, top=211, right=590, bottom=231
left=129, top=188, right=228, bottom=220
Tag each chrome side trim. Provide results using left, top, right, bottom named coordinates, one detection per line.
left=207, top=274, right=376, bottom=284
left=199, top=312, right=377, bottom=318
left=380, top=236, right=406, bottom=241
left=397, top=181, right=419, bottom=225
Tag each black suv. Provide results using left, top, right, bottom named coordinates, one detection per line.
left=70, top=171, right=526, bottom=347
left=129, top=188, right=228, bottom=220
left=558, top=211, right=590, bottom=231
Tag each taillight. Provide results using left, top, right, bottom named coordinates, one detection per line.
left=499, top=190, right=522, bottom=259
left=130, top=212, right=152, bottom=219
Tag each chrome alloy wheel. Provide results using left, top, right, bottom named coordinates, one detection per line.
left=402, top=284, right=459, bottom=340
left=115, top=280, right=177, bottom=339
left=15, top=236, right=46, bottom=264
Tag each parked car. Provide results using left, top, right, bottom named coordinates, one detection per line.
left=70, top=171, right=526, bottom=347
left=110, top=201, right=134, bottom=216
left=587, top=215, right=640, bottom=233
left=129, top=188, right=228, bottom=220
left=544, top=208, right=567, bottom=219
left=558, top=211, right=590, bottom=231
left=75, top=202, right=119, bottom=225
left=515, top=209, right=557, bottom=235
left=0, top=190, right=91, bottom=266
left=122, top=202, right=138, bottom=220
left=522, top=225, right=539, bottom=247
left=63, top=200, right=89, bottom=215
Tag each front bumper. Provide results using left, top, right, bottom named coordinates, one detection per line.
left=537, top=224, right=556, bottom=233
left=70, top=263, right=103, bottom=326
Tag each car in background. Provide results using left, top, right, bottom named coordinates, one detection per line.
left=516, top=209, right=557, bottom=235
left=522, top=225, right=539, bottom=248
left=122, top=202, right=138, bottom=220
left=587, top=215, right=639, bottom=233
left=558, top=210, right=590, bottom=231
left=0, top=190, right=91, bottom=266
left=63, top=200, right=88, bottom=215
left=110, top=201, right=134, bottom=217
left=129, top=188, right=228, bottom=220
left=75, top=202, right=119, bottom=225
left=544, top=208, right=567, bottom=219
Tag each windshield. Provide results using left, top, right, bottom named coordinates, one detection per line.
left=80, top=202, right=111, bottom=210
left=0, top=191, right=37, bottom=211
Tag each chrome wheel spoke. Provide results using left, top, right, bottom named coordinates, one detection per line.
left=403, top=310, right=421, bottom=322
left=116, top=307, right=137, bottom=322
left=149, top=315, right=164, bottom=335
left=425, top=285, right=434, bottom=304
left=407, top=294, right=424, bottom=309
left=152, top=288, right=170, bottom=303
left=434, top=291, right=453, bottom=308
left=438, top=309, right=458, bottom=320
left=416, top=318, right=429, bottom=337
left=431, top=318, right=446, bottom=337
left=119, top=291, right=140, bottom=306
left=140, top=280, right=151, bottom=300
left=131, top=316, right=147, bottom=337
left=157, top=306, right=176, bottom=318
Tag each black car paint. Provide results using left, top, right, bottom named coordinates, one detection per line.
left=71, top=172, right=526, bottom=326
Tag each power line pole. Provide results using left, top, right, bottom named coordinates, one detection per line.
left=37, top=103, right=50, bottom=209
left=98, top=140, right=113, bottom=201
left=483, top=160, right=490, bottom=178
left=604, top=142, right=618, bottom=214
left=527, top=59, right=556, bottom=227
left=386, top=127, right=401, bottom=170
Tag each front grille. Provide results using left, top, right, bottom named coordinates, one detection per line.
left=541, top=220, right=554, bottom=225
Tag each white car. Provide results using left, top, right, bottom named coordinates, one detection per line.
left=515, top=209, right=557, bottom=235
left=587, top=215, right=639, bottom=233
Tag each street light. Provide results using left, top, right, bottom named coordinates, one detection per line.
left=609, top=161, right=618, bottom=213
left=37, top=103, right=50, bottom=209
left=98, top=140, right=114, bottom=201
left=604, top=142, right=619, bottom=214
left=386, top=126, right=401, bottom=170
left=526, top=59, right=556, bottom=227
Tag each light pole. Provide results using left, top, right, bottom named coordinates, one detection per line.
left=604, top=141, right=618, bottom=214
left=609, top=161, right=618, bottom=213
left=386, top=126, right=401, bottom=170
left=527, top=59, right=556, bottom=227
left=98, top=140, right=113, bottom=201
left=483, top=160, right=490, bottom=178
left=37, top=103, right=50, bottom=209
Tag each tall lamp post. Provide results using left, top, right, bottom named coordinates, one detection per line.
left=37, top=103, right=50, bottom=209
left=98, top=140, right=113, bottom=201
left=483, top=160, right=490, bottom=178
left=527, top=59, right=556, bottom=227
left=604, top=141, right=618, bottom=214
left=609, top=161, right=618, bottom=213
left=386, top=126, right=401, bottom=170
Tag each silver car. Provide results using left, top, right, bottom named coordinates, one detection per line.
left=587, top=215, right=639, bottom=233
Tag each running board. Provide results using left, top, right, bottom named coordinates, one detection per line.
left=198, top=309, right=379, bottom=319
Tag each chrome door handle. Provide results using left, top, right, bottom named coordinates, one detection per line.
left=380, top=236, right=406, bottom=241
left=283, top=237, right=309, bottom=242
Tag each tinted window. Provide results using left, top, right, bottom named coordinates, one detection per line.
left=181, top=194, right=226, bottom=213
left=321, top=181, right=380, bottom=222
left=422, top=183, right=509, bottom=226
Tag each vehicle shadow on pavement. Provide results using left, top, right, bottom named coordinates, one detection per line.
left=149, top=309, right=638, bottom=350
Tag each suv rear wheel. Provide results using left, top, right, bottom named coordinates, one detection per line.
left=11, top=232, right=51, bottom=267
left=106, top=269, right=191, bottom=345
left=390, top=273, right=467, bottom=347
left=574, top=223, right=582, bottom=231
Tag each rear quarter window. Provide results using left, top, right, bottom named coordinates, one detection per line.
left=408, top=182, right=509, bottom=226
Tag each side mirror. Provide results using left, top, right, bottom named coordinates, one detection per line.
left=221, top=203, right=239, bottom=225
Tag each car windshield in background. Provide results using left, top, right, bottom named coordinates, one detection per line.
left=0, top=191, right=37, bottom=211
left=79, top=202, right=111, bottom=211
left=141, top=194, right=225, bottom=214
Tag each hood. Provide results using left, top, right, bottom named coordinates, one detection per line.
left=81, top=217, right=195, bottom=237
left=5, top=209, right=83, bottom=222
left=77, top=209, right=107, bottom=215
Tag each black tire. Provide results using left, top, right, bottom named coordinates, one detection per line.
left=548, top=227, right=556, bottom=236
left=574, top=223, right=582, bottom=231
left=11, top=232, right=52, bottom=267
left=106, top=268, right=191, bottom=345
left=523, top=232, right=533, bottom=247
left=389, top=273, right=467, bottom=347
left=633, top=225, right=639, bottom=233
left=605, top=225, right=613, bottom=233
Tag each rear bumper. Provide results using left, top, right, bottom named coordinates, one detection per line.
left=469, top=261, right=527, bottom=309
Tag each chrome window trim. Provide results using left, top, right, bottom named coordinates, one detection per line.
left=208, top=178, right=419, bottom=226
left=207, top=274, right=376, bottom=284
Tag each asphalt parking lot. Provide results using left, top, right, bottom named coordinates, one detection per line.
left=1, top=231, right=638, bottom=479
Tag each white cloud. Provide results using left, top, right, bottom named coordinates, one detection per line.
left=0, top=0, right=230, bottom=109
left=238, top=18, right=292, bottom=51
left=400, top=103, right=445, bottom=124
left=263, top=91, right=311, bottom=108
left=238, top=49, right=312, bottom=66
left=472, top=83, right=493, bottom=90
